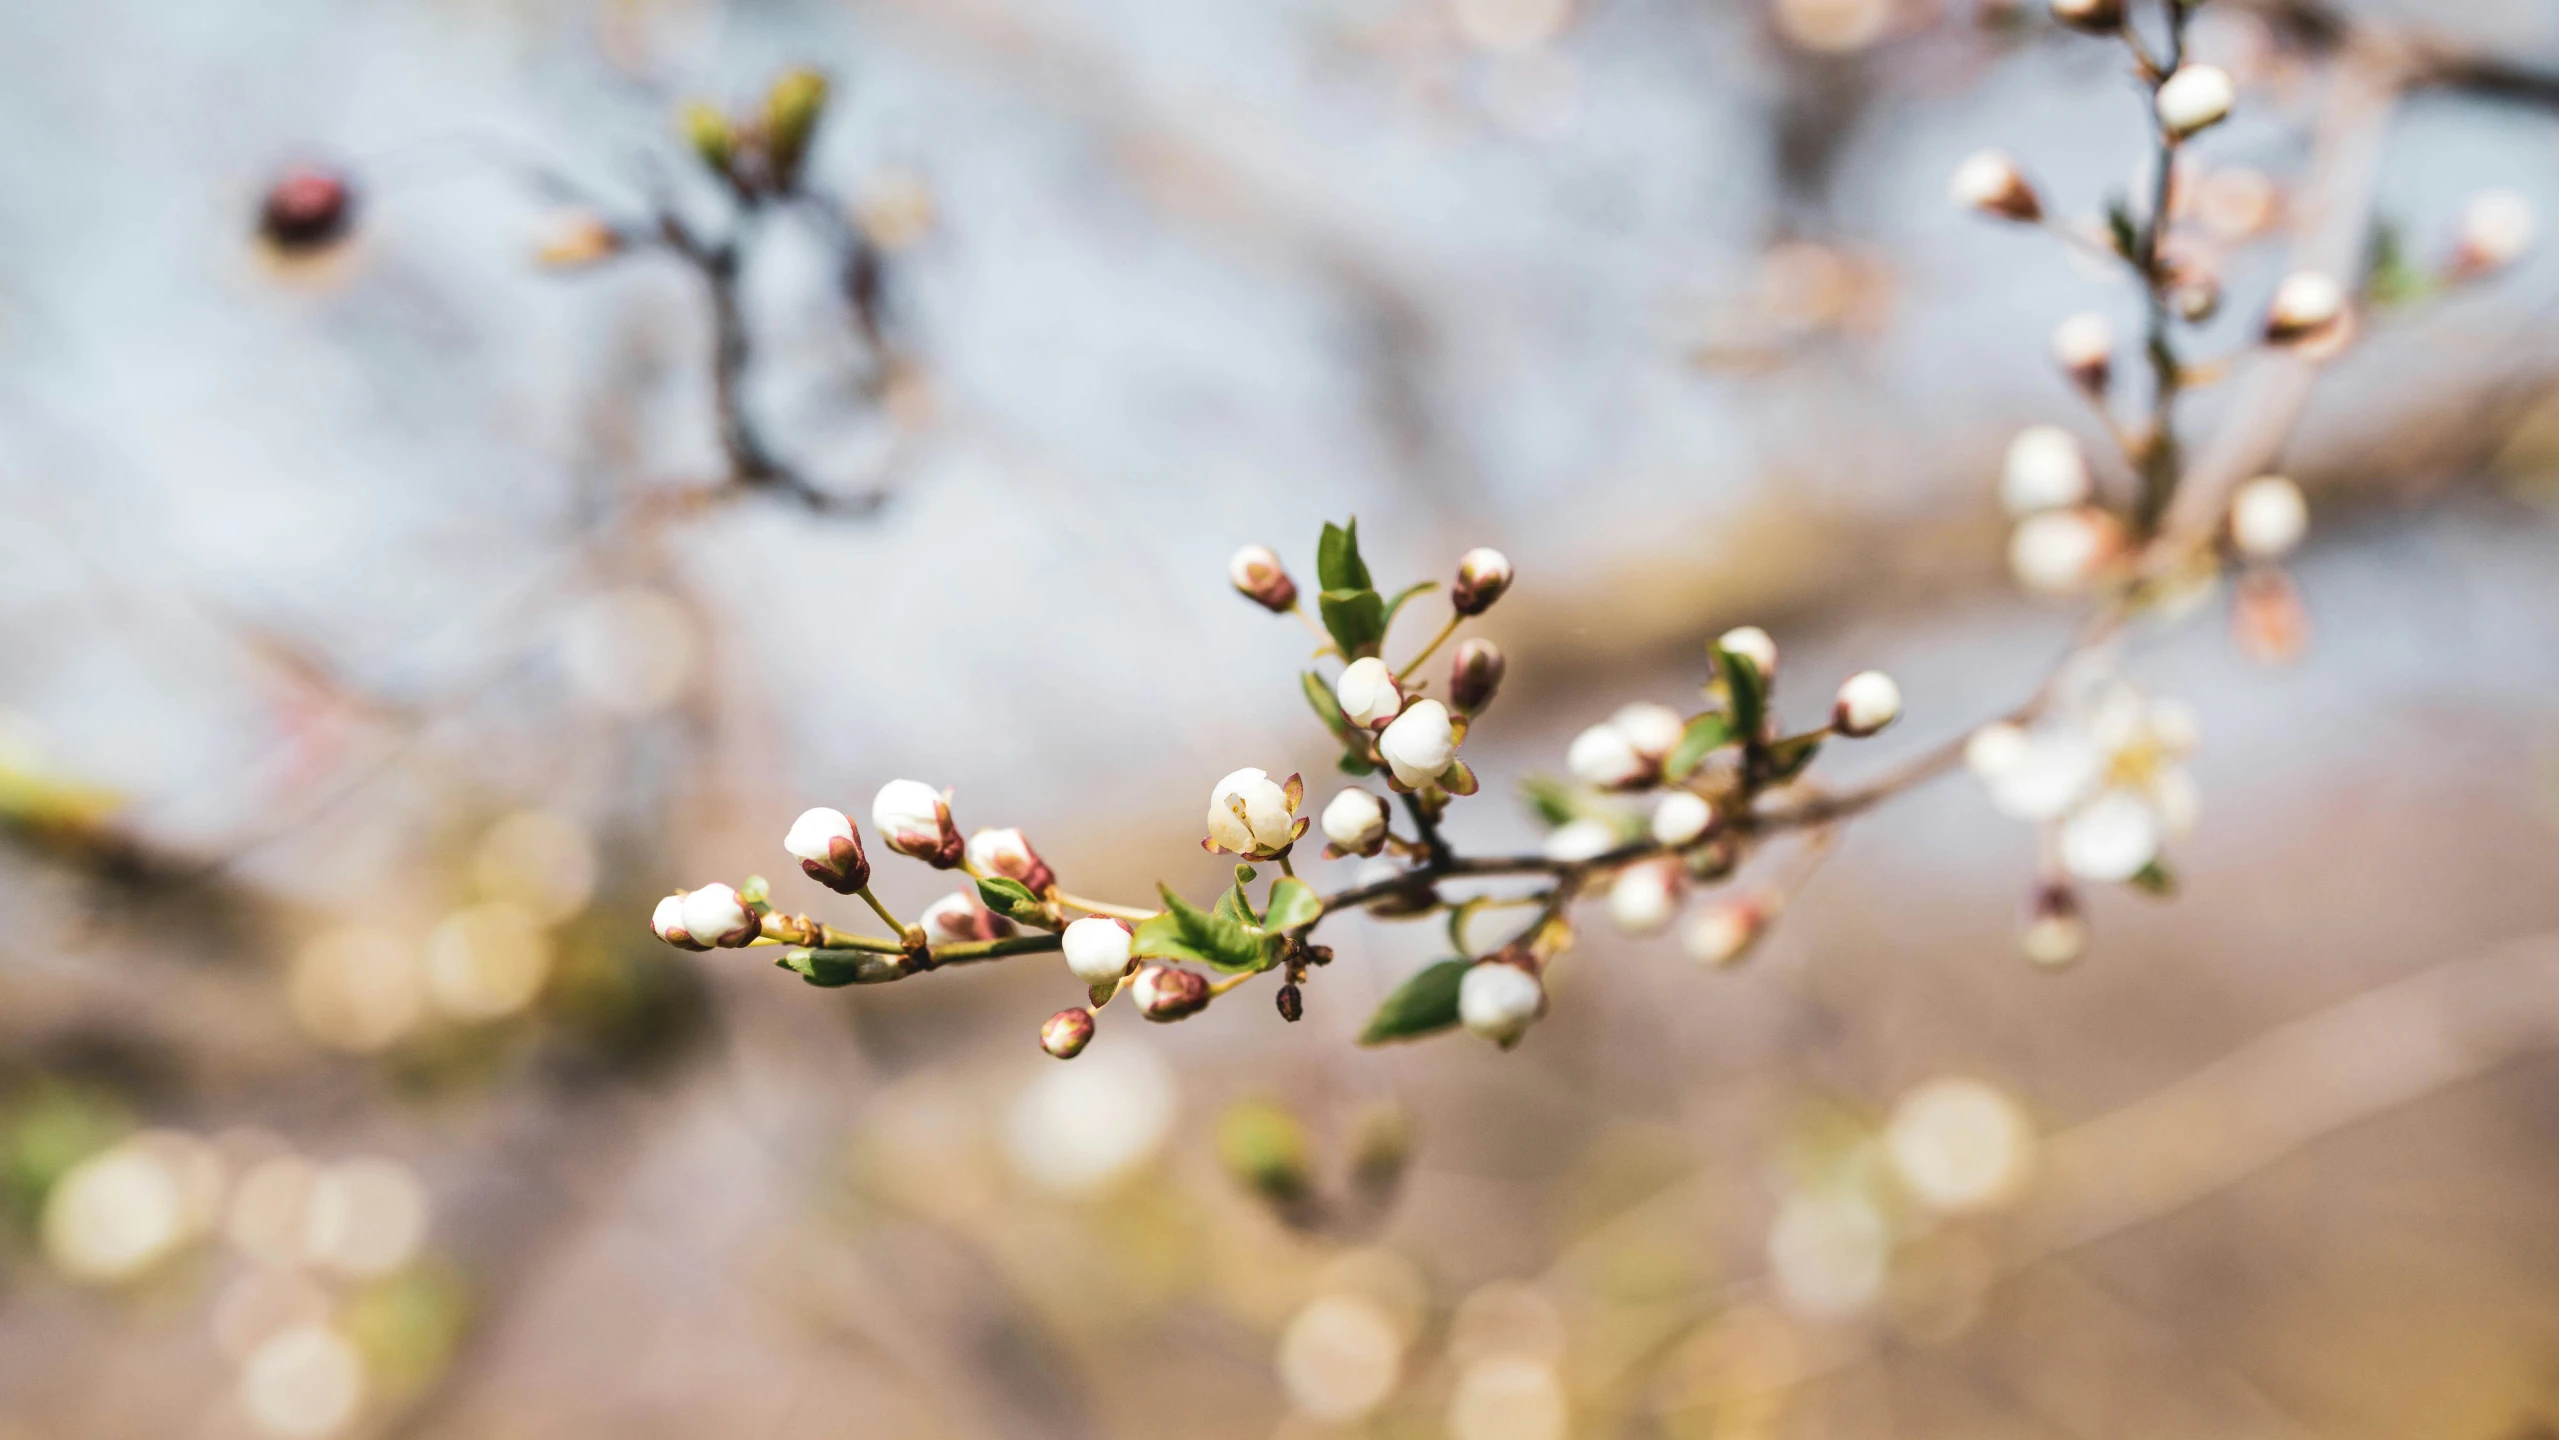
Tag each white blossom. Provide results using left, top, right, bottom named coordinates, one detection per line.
left=874, top=779, right=961, bottom=867
left=678, top=882, right=759, bottom=948
left=2264, top=270, right=2349, bottom=352
left=1321, top=787, right=1392, bottom=856
left=2051, top=311, right=2113, bottom=390
left=1611, top=702, right=1686, bottom=760
left=784, top=807, right=869, bottom=892
left=1542, top=817, right=1620, bottom=863
left=1607, top=861, right=1682, bottom=936
left=1458, top=962, right=1543, bottom=1046
left=922, top=891, right=1006, bottom=944
left=1567, top=723, right=1648, bottom=789
left=1651, top=791, right=1717, bottom=847
left=2001, top=425, right=2092, bottom=515
left=1336, top=657, right=1405, bottom=730
left=2228, top=475, right=2307, bottom=559
left=1832, top=671, right=1902, bottom=738
left=2458, top=188, right=2535, bottom=273
left=967, top=826, right=1053, bottom=891
left=1061, top=916, right=1135, bottom=987
left=2008, top=507, right=2119, bottom=595
left=1207, top=767, right=1301, bottom=855
left=1378, top=700, right=1459, bottom=789
left=2155, top=64, right=2234, bottom=138
left=1716, top=625, right=1778, bottom=680
left=1969, top=674, right=2200, bottom=884
left=651, top=893, right=705, bottom=950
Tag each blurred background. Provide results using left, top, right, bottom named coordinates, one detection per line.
left=4, top=0, right=2559, bottom=1435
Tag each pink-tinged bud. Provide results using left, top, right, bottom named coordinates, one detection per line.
left=2263, top=271, right=2351, bottom=356
left=1567, top=722, right=1651, bottom=791
left=1335, top=657, right=1405, bottom=730
left=2051, top=312, right=2113, bottom=394
left=1452, top=547, right=1514, bottom=616
left=2232, top=567, right=2310, bottom=665
left=2049, top=0, right=2123, bottom=31
left=2228, top=475, right=2307, bottom=560
left=783, top=807, right=871, bottom=894
left=1458, top=960, right=1544, bottom=1047
left=2008, top=506, right=2124, bottom=596
left=259, top=165, right=357, bottom=253
left=2155, top=64, right=2234, bottom=140
left=1377, top=701, right=1459, bottom=791
left=1133, top=965, right=1211, bottom=1022
left=1229, top=545, right=1298, bottom=613
left=2001, top=426, right=2091, bottom=516
left=1320, top=787, right=1392, bottom=858
left=1682, top=894, right=1772, bottom=968
left=1651, top=791, right=1719, bottom=848
left=1949, top=150, right=2042, bottom=222
left=2452, top=189, right=2535, bottom=279
left=1717, top=625, right=1779, bottom=681
left=922, top=890, right=1012, bottom=945
left=2021, top=883, right=2086, bottom=968
left=1832, top=671, right=1903, bottom=738
left=966, top=826, right=1055, bottom=894
left=1607, top=860, right=1683, bottom=936
left=1448, top=638, right=1505, bottom=716
left=1061, top=916, right=1136, bottom=987
left=1041, top=1007, right=1096, bottom=1059
left=873, top=779, right=964, bottom=868
left=678, top=882, right=760, bottom=948
left=652, top=893, right=710, bottom=951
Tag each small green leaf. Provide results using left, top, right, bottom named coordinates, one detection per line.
left=1358, top=958, right=1471, bottom=1045
left=1337, top=748, right=1378, bottom=777
left=1520, top=775, right=1580, bottom=829
left=781, top=948, right=898, bottom=987
left=1379, top=579, right=1439, bottom=635
left=1760, top=730, right=1825, bottom=784
left=1714, top=644, right=1767, bottom=744
left=1317, top=518, right=1373, bottom=593
left=2129, top=860, right=2178, bottom=897
left=1264, top=877, right=1323, bottom=932
left=1218, top=1099, right=1313, bottom=1203
left=975, top=876, right=1051, bottom=927
left=1134, top=884, right=1267, bottom=973
left=1663, top=711, right=1735, bottom=784
left=1302, top=670, right=1353, bottom=743
left=1319, top=587, right=1388, bottom=659
left=2104, top=194, right=2139, bottom=262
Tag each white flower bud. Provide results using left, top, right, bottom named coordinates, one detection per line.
left=2008, top=507, right=2121, bottom=595
left=2051, top=311, right=2113, bottom=393
left=873, top=779, right=962, bottom=868
left=783, top=807, right=871, bottom=894
left=2227, top=474, right=2307, bottom=560
left=1206, top=767, right=1303, bottom=855
left=2155, top=64, right=2234, bottom=139
left=1452, top=547, right=1514, bottom=615
left=1378, top=700, right=1458, bottom=790
left=967, top=826, right=1054, bottom=893
left=1832, top=671, right=1903, bottom=738
left=1449, top=637, right=1506, bottom=716
left=1336, top=657, right=1405, bottom=730
left=1716, top=626, right=1779, bottom=681
left=1321, top=787, right=1392, bottom=857
left=1607, top=860, right=1682, bottom=936
left=1458, top=961, right=1544, bottom=1047
left=2000, top=425, right=2091, bottom=515
left=651, top=893, right=708, bottom=951
left=2049, top=0, right=2123, bottom=30
left=2263, top=270, right=2349, bottom=354
left=1949, top=150, right=2041, bottom=222
left=2021, top=883, right=2087, bottom=967
left=678, top=882, right=759, bottom=948
left=1061, top=916, right=1135, bottom=987
left=923, top=890, right=1009, bottom=945
left=1132, top=964, right=1210, bottom=1022
left=1611, top=702, right=1687, bottom=761
left=1229, top=544, right=1298, bottom=612
left=1567, top=723, right=1649, bottom=790
left=1543, top=817, right=1620, bottom=863
left=2455, top=188, right=2535, bottom=277
left=1652, top=791, right=1718, bottom=848
left=1682, top=895, right=1770, bottom=967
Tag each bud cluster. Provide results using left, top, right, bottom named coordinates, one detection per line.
left=679, top=68, right=834, bottom=196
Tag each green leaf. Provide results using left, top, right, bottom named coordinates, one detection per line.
left=780, top=948, right=898, bottom=988
left=1714, top=644, right=1767, bottom=744
left=1663, top=711, right=1735, bottom=784
left=1264, top=877, right=1323, bottom=932
left=1761, top=730, right=1825, bottom=784
left=1520, top=775, right=1580, bottom=829
left=1379, top=580, right=1439, bottom=635
left=1317, top=518, right=1373, bottom=593
left=975, top=876, right=1050, bottom=927
left=1358, top=959, right=1471, bottom=1045
left=2129, top=860, right=2178, bottom=897
left=1337, top=748, right=1378, bottom=777
left=1134, top=884, right=1267, bottom=973
left=2104, top=194, right=2139, bottom=263
left=1319, top=587, right=1388, bottom=659
left=1302, top=670, right=1352, bottom=742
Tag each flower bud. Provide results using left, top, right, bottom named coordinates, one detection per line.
left=1061, top=916, right=1136, bottom=987
left=2021, top=883, right=2086, bottom=968
left=259, top=165, right=356, bottom=253
left=1607, top=860, right=1683, bottom=936
left=1321, top=787, right=1392, bottom=858
left=2262, top=270, right=2350, bottom=355
left=1040, top=1007, right=1096, bottom=1059
left=873, top=779, right=964, bottom=868
left=1206, top=767, right=1306, bottom=856
left=1452, top=547, right=1514, bottom=615
left=2001, top=425, right=2092, bottom=516
left=2155, top=64, right=2234, bottom=140
left=1567, top=723, right=1650, bottom=790
left=1448, top=638, right=1506, bottom=716
left=1132, top=964, right=1211, bottom=1022
left=2049, top=0, right=2123, bottom=30
left=2171, top=274, right=2222, bottom=323
left=678, top=882, right=760, bottom=948
left=761, top=67, right=829, bottom=184
left=1378, top=700, right=1459, bottom=791
left=2232, top=566, right=2310, bottom=665
left=1612, top=702, right=1687, bottom=762
left=2227, top=474, right=2306, bottom=560
left=783, top=806, right=872, bottom=894
left=1335, top=657, right=1405, bottom=730
left=1458, top=960, right=1544, bottom=1047
left=2008, top=506, right=2123, bottom=596
left=1276, top=983, right=1304, bottom=1022
left=2051, top=312, right=2113, bottom=394
left=1229, top=545, right=1299, bottom=613
left=967, top=826, right=1056, bottom=894
left=2453, top=188, right=2535, bottom=279
left=680, top=101, right=736, bottom=176
left=1717, top=626, right=1779, bottom=681
left=923, top=890, right=1012, bottom=945
left=652, top=893, right=710, bottom=951
left=1832, top=671, right=1903, bottom=738
left=1543, top=817, right=1621, bottom=863
left=1651, top=790, right=1719, bottom=847
left=1949, top=150, right=2041, bottom=223
left=1682, top=895, right=1771, bottom=967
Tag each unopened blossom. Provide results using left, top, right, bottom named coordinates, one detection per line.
left=2155, top=64, right=2235, bottom=139
left=783, top=807, right=870, bottom=894
left=1321, top=788, right=1392, bottom=858
left=2001, top=426, right=2092, bottom=516
left=652, top=893, right=708, bottom=951
left=2233, top=567, right=2311, bottom=665
left=2051, top=312, right=2113, bottom=393
left=259, top=165, right=356, bottom=253
left=2454, top=189, right=2535, bottom=277
left=1949, top=150, right=2040, bottom=223
left=922, top=891, right=1011, bottom=945
left=1132, top=965, right=1211, bottom=1022
left=2049, top=0, right=2123, bottom=30
left=2263, top=270, right=2350, bottom=354
left=1206, top=767, right=1305, bottom=856
left=2228, top=475, right=2307, bottom=559
left=1607, top=860, right=1683, bottom=936
left=1968, top=675, right=2199, bottom=885
left=1452, top=548, right=1514, bottom=616
left=874, top=779, right=963, bottom=868
left=1040, top=1007, right=1096, bottom=1059
left=678, top=882, right=760, bottom=948
left=1612, top=702, right=1687, bottom=762
left=1567, top=722, right=1650, bottom=790
left=2172, top=273, right=2223, bottom=323
left=1717, top=626, right=1779, bottom=681
left=1061, top=916, right=1135, bottom=988
left=1449, top=638, right=1506, bottom=716
left=2021, top=882, right=2087, bottom=967
left=2008, top=507, right=2122, bottom=595
left=1832, top=671, right=1903, bottom=738
left=1336, top=657, right=1405, bottom=730
left=1229, top=545, right=1298, bottom=612
left=1683, top=895, right=1771, bottom=967
left=1378, top=700, right=1459, bottom=790
left=1458, top=961, right=1543, bottom=1047
left=967, top=827, right=1056, bottom=894
left=1652, top=791, right=1718, bottom=848
left=1542, top=817, right=1620, bottom=863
